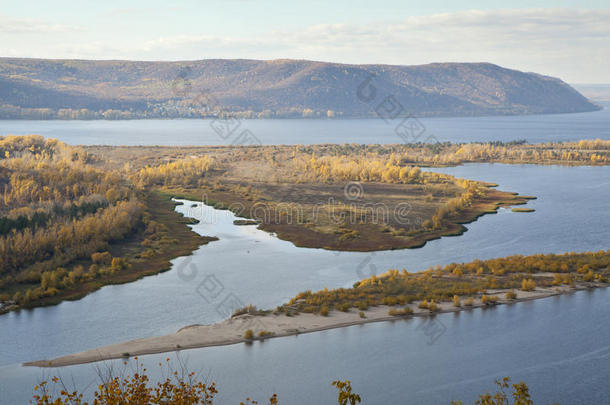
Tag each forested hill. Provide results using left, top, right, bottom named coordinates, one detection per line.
left=0, top=58, right=600, bottom=119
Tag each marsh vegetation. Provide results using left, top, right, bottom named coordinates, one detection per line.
left=3, top=136, right=606, bottom=312
left=279, top=250, right=610, bottom=316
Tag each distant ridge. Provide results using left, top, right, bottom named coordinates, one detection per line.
left=0, top=58, right=600, bottom=119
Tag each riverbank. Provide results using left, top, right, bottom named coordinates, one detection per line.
left=0, top=191, right=217, bottom=314
left=166, top=185, right=531, bottom=252
left=25, top=283, right=604, bottom=368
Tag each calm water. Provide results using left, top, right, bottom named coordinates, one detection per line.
left=1, top=163, right=609, bottom=404
left=0, top=103, right=608, bottom=145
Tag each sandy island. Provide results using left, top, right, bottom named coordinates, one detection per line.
left=25, top=283, right=605, bottom=368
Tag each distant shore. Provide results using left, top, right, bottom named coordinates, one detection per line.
left=25, top=283, right=604, bottom=368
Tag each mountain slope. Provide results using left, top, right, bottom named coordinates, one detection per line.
left=0, top=58, right=599, bottom=119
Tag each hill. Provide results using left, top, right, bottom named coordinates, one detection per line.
left=0, top=58, right=600, bottom=119
left=572, top=84, right=610, bottom=102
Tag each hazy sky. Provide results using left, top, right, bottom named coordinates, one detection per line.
left=1, top=0, right=609, bottom=83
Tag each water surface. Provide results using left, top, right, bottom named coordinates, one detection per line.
left=0, top=103, right=608, bottom=145
left=0, top=163, right=609, bottom=404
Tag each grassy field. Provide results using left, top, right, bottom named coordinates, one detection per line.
left=89, top=144, right=533, bottom=251
left=164, top=181, right=527, bottom=251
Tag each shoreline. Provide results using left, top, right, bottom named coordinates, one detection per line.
left=0, top=192, right=216, bottom=315
left=168, top=186, right=530, bottom=252
left=25, top=283, right=605, bottom=368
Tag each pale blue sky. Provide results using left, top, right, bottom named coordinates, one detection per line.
left=1, top=1, right=609, bottom=82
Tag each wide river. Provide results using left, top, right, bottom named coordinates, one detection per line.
left=0, top=102, right=609, bottom=145
left=0, top=109, right=609, bottom=404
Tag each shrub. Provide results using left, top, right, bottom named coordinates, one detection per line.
left=88, top=263, right=99, bottom=275
left=339, top=303, right=351, bottom=312
left=506, top=290, right=517, bottom=300
left=111, top=257, right=129, bottom=271
left=232, top=304, right=259, bottom=318
left=320, top=305, right=329, bottom=316
left=359, top=311, right=366, bottom=319
left=388, top=307, right=413, bottom=316
left=428, top=300, right=439, bottom=312
left=32, top=358, right=218, bottom=404
left=244, top=329, right=254, bottom=340
left=91, top=251, right=112, bottom=265
left=418, top=299, right=429, bottom=309
left=481, top=295, right=499, bottom=305
left=464, top=297, right=474, bottom=306
left=258, top=330, right=274, bottom=338
left=332, top=380, right=361, bottom=405
left=452, top=295, right=461, bottom=307
left=521, top=278, right=536, bottom=291
left=382, top=296, right=398, bottom=306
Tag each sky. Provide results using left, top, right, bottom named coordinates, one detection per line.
left=1, top=0, right=609, bottom=83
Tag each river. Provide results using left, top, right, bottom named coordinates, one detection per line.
left=0, top=102, right=609, bottom=145
left=1, top=162, right=609, bottom=404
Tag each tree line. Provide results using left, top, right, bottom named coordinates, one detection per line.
left=0, top=136, right=143, bottom=307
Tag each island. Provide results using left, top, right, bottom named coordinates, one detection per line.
left=26, top=249, right=610, bottom=367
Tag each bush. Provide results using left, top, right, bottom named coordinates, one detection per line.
left=32, top=358, right=218, bottom=404
left=464, top=297, right=474, bottom=306
left=244, top=329, right=254, bottom=340
left=388, top=307, right=413, bottom=316
left=584, top=270, right=595, bottom=282
left=521, top=278, right=536, bottom=291
left=320, top=305, right=329, bottom=316
left=91, top=251, right=112, bottom=265
left=232, top=304, right=259, bottom=317
left=359, top=311, right=366, bottom=319
left=428, top=300, right=439, bottom=312
left=111, top=257, right=129, bottom=271
left=418, top=299, right=429, bottom=309
left=506, top=290, right=517, bottom=300
left=481, top=295, right=499, bottom=305
left=453, top=295, right=461, bottom=307
left=339, top=303, right=351, bottom=312
left=258, top=330, right=274, bottom=339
